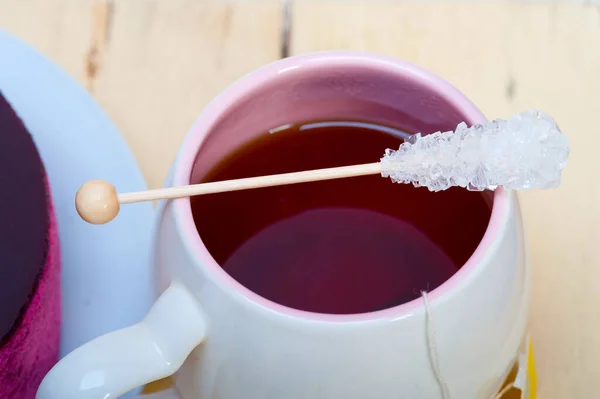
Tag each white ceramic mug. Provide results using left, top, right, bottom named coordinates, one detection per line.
left=37, top=51, right=529, bottom=399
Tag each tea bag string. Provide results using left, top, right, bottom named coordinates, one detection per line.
left=421, top=291, right=451, bottom=399
left=422, top=290, right=516, bottom=399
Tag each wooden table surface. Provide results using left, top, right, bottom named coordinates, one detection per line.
left=2, top=1, right=598, bottom=397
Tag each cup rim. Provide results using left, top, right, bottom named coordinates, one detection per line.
left=171, top=50, right=509, bottom=322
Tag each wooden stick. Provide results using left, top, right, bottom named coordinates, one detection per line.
left=120, top=162, right=381, bottom=203
left=75, top=162, right=382, bottom=224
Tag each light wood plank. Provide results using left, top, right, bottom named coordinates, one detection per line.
left=293, top=2, right=600, bottom=398
left=1, top=0, right=282, bottom=189
left=94, top=0, right=282, bottom=189
left=0, top=0, right=94, bottom=85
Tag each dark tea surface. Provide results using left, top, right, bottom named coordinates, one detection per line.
left=192, top=121, right=492, bottom=314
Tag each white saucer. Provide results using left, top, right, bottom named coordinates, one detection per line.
left=0, top=30, right=155, bottom=390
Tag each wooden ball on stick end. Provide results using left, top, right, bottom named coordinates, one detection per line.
left=75, top=180, right=120, bottom=224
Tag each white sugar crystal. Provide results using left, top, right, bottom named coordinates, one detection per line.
left=380, top=110, right=569, bottom=192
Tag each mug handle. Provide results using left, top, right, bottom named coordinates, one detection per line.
left=36, top=282, right=206, bottom=399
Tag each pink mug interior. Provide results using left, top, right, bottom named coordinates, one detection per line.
left=173, top=51, right=508, bottom=321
